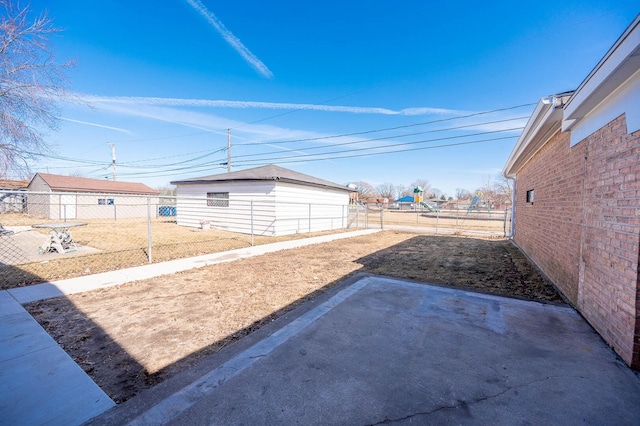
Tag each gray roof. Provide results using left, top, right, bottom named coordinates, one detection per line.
left=170, top=165, right=354, bottom=192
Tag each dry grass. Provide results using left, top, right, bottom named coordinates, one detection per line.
left=27, top=231, right=562, bottom=403
left=1, top=208, right=508, bottom=289
left=0, top=214, right=351, bottom=289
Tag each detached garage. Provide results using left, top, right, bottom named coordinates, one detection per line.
left=27, top=173, right=159, bottom=220
left=170, top=165, right=355, bottom=236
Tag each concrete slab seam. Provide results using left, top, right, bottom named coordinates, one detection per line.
left=126, top=276, right=372, bottom=426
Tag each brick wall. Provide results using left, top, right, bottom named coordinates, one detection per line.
left=514, top=130, right=585, bottom=304
left=514, top=114, right=640, bottom=368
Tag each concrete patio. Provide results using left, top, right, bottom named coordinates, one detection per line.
left=90, top=274, right=640, bottom=425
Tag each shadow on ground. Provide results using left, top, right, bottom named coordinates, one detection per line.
left=356, top=235, right=563, bottom=303
left=25, top=234, right=564, bottom=408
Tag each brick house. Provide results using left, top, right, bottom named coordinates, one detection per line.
left=503, top=15, right=640, bottom=369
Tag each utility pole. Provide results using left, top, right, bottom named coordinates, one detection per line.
left=108, top=143, right=117, bottom=181
left=227, top=129, right=231, bottom=172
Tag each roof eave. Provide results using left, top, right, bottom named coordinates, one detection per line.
left=502, top=100, right=554, bottom=177
left=171, top=177, right=354, bottom=193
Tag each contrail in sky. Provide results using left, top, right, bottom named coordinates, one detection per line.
left=58, top=117, right=133, bottom=134
left=76, top=94, right=463, bottom=116
left=185, top=0, right=273, bottom=79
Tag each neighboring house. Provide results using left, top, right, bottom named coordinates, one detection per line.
left=362, top=197, right=389, bottom=208
left=503, top=15, right=640, bottom=369
left=0, top=179, right=29, bottom=213
left=395, top=195, right=415, bottom=210
left=27, top=173, right=160, bottom=220
left=170, top=164, right=355, bottom=236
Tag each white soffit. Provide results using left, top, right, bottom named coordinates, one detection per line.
left=502, top=100, right=562, bottom=177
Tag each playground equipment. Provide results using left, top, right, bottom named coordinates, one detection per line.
left=467, top=191, right=491, bottom=215
left=420, top=202, right=440, bottom=212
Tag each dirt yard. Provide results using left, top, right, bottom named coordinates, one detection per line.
left=26, top=231, right=563, bottom=404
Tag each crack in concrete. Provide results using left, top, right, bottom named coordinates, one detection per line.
left=367, top=375, right=588, bottom=425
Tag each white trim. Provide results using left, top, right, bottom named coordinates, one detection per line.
left=502, top=100, right=561, bottom=177
left=569, top=69, right=640, bottom=146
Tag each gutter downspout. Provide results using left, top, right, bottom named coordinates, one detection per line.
left=506, top=176, right=516, bottom=239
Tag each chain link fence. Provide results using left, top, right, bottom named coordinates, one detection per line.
left=382, top=202, right=510, bottom=234
left=0, top=191, right=376, bottom=289
left=1, top=191, right=509, bottom=289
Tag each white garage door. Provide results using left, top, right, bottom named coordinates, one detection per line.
left=60, top=194, right=77, bottom=220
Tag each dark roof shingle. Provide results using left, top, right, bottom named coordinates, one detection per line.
left=170, top=165, right=353, bottom=192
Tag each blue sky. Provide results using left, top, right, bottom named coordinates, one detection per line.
left=27, top=0, right=638, bottom=197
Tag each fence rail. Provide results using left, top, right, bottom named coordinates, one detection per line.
left=0, top=191, right=509, bottom=288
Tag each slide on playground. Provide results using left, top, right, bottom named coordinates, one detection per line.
left=420, top=202, right=440, bottom=212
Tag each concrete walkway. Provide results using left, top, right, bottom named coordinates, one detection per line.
left=0, top=229, right=379, bottom=425
left=91, top=275, right=640, bottom=425
left=0, top=292, right=114, bottom=425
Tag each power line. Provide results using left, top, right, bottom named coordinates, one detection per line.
left=34, top=102, right=531, bottom=179
left=117, top=147, right=227, bottom=168
left=234, top=103, right=535, bottom=146
left=40, top=122, right=524, bottom=179
left=232, top=118, right=527, bottom=160
left=119, top=147, right=226, bottom=164
left=231, top=136, right=518, bottom=167
left=231, top=128, right=522, bottom=164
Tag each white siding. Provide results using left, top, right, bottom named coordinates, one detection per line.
left=175, top=182, right=278, bottom=235
left=26, top=175, right=51, bottom=218
left=75, top=195, right=157, bottom=219
left=174, top=181, right=351, bottom=236
left=273, top=183, right=350, bottom=236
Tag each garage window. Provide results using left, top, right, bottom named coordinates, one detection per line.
left=207, top=192, right=229, bottom=207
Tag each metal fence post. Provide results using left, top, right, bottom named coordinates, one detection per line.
left=503, top=208, right=508, bottom=237
left=251, top=200, right=254, bottom=246
left=308, top=204, right=312, bottom=233
left=381, top=208, right=384, bottom=230
left=147, top=197, right=153, bottom=263
left=436, top=209, right=439, bottom=234
left=365, top=208, right=369, bottom=229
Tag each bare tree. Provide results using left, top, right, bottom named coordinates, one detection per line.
left=0, top=1, right=71, bottom=178
left=352, top=181, right=379, bottom=200
left=455, top=188, right=471, bottom=200
left=493, top=174, right=513, bottom=206
left=398, top=185, right=413, bottom=198
left=429, top=187, right=443, bottom=199
left=156, top=186, right=176, bottom=197
left=476, top=174, right=514, bottom=208
left=376, top=182, right=403, bottom=200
